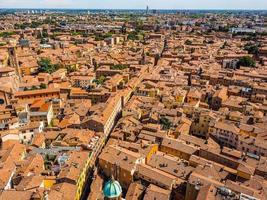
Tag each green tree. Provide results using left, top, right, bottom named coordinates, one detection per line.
left=160, top=117, right=172, bottom=130
left=40, top=83, right=47, bottom=89
left=135, top=20, right=144, bottom=32
left=30, top=21, right=41, bottom=28
left=127, top=31, right=140, bottom=40
left=98, top=76, right=106, bottom=84
left=185, top=40, right=192, bottom=45
left=0, top=32, right=15, bottom=38
left=31, top=86, right=38, bottom=90
left=66, top=65, right=78, bottom=73
left=38, top=58, right=60, bottom=73
left=238, top=56, right=256, bottom=68
left=93, top=76, right=106, bottom=85
left=111, top=64, right=128, bottom=70
left=244, top=43, right=259, bottom=55
left=95, top=32, right=113, bottom=41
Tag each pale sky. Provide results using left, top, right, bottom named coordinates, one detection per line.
left=0, top=0, right=267, bottom=10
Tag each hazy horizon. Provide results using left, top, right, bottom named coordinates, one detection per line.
left=0, top=0, right=267, bottom=10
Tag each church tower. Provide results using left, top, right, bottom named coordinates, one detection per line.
left=8, top=47, right=21, bottom=82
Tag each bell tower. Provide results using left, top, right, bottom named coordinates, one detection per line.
left=8, top=47, right=21, bottom=82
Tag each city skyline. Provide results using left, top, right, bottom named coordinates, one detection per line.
left=1, top=0, right=267, bottom=10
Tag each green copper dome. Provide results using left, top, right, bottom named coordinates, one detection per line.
left=103, top=178, right=122, bottom=198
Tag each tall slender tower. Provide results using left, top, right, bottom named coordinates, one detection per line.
left=8, top=47, right=21, bottom=82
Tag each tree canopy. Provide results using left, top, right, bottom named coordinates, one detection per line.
left=160, top=117, right=172, bottom=130
left=244, top=43, right=259, bottom=55
left=185, top=40, right=192, bottom=45
left=38, top=58, right=60, bottom=73
left=111, top=64, right=128, bottom=70
left=127, top=31, right=140, bottom=41
left=95, top=32, right=113, bottom=41
left=0, top=32, right=15, bottom=38
left=238, top=56, right=256, bottom=68
left=93, top=76, right=106, bottom=85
